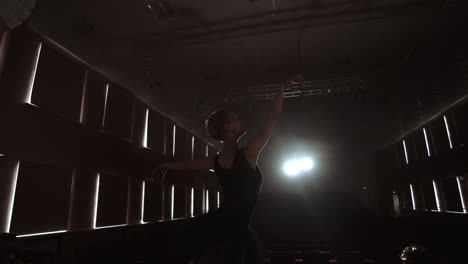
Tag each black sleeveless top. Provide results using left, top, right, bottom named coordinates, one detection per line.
left=214, top=148, right=263, bottom=227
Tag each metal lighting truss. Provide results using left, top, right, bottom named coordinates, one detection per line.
left=225, top=77, right=368, bottom=102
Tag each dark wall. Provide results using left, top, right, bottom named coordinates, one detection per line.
left=0, top=26, right=219, bottom=235
left=376, top=96, right=468, bottom=216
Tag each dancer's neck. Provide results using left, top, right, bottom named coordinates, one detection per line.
left=222, top=141, right=238, bottom=154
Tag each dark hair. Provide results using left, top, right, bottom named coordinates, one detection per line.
left=205, top=109, right=225, bottom=141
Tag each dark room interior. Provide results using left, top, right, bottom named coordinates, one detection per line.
left=1, top=0, right=468, bottom=263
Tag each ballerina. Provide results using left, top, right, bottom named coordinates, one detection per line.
left=149, top=74, right=304, bottom=263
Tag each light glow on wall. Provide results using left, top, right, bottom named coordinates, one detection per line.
left=141, top=181, right=145, bottom=223
left=143, top=109, right=149, bottom=148
left=79, top=71, right=89, bottom=123
left=456, top=177, right=467, bottom=213
left=191, top=136, right=195, bottom=160
left=423, top=128, right=431, bottom=157
left=173, top=125, right=176, bottom=157
left=26, top=42, right=42, bottom=104
left=191, top=187, right=194, bottom=217
left=402, top=140, right=409, bottom=164
left=443, top=115, right=453, bottom=149
left=171, top=185, right=174, bottom=220
left=95, top=224, right=127, bottom=230
left=101, top=84, right=109, bottom=130
left=410, top=184, right=416, bottom=210
left=92, top=174, right=100, bottom=229
left=205, top=189, right=209, bottom=213
left=433, top=180, right=442, bottom=212
left=17, top=230, right=67, bottom=238
left=4, top=161, right=20, bottom=233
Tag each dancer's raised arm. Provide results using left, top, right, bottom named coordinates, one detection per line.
left=245, top=74, right=304, bottom=167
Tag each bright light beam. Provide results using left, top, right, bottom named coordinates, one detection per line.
left=283, top=160, right=300, bottom=176
left=299, top=157, right=314, bottom=171
left=283, top=156, right=315, bottom=177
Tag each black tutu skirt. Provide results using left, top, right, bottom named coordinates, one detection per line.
left=182, top=210, right=265, bottom=264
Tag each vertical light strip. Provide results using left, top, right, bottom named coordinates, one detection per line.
left=101, top=84, right=109, bottom=130
left=205, top=145, right=209, bottom=157
left=171, top=185, right=174, bottom=220
left=433, top=180, right=441, bottom=212
left=68, top=171, right=79, bottom=227
left=456, top=177, right=467, bottom=213
left=202, top=185, right=205, bottom=213
left=205, top=189, right=209, bottom=213
left=173, top=125, right=176, bottom=157
left=423, top=128, right=431, bottom=157
left=443, top=115, right=453, bottom=149
left=141, top=181, right=146, bottom=223
left=217, top=191, right=220, bottom=208
left=191, top=187, right=194, bottom=217
left=191, top=136, right=195, bottom=160
left=79, top=71, right=88, bottom=123
left=402, top=140, right=409, bottom=164
left=26, top=42, right=42, bottom=104
left=93, top=174, right=100, bottom=229
left=143, top=109, right=149, bottom=148
left=5, top=161, right=20, bottom=233
left=0, top=31, right=9, bottom=72
left=410, top=184, right=416, bottom=210
left=130, top=101, right=136, bottom=140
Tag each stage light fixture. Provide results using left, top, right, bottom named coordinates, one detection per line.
left=283, top=156, right=314, bottom=177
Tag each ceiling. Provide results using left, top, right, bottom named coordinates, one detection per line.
left=25, top=0, right=468, bottom=157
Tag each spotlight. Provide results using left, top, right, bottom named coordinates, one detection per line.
left=283, top=156, right=314, bottom=177
left=299, top=157, right=314, bottom=171
left=283, top=160, right=300, bottom=176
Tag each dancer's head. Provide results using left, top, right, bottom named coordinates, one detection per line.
left=205, top=110, right=246, bottom=143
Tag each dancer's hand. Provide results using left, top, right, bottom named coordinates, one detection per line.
left=280, top=74, right=304, bottom=90
left=146, top=163, right=169, bottom=183
left=289, top=74, right=304, bottom=84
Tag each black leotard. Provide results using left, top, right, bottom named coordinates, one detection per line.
left=184, top=148, right=265, bottom=263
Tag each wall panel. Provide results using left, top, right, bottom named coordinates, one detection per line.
left=102, top=85, right=134, bottom=140
left=96, top=174, right=128, bottom=227
left=30, top=45, right=85, bottom=121
left=143, top=182, right=164, bottom=222
left=10, top=161, right=72, bottom=235
left=147, top=110, right=165, bottom=154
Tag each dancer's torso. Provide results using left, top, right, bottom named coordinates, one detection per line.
left=213, top=148, right=263, bottom=226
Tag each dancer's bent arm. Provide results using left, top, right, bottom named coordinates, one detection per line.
left=147, top=157, right=214, bottom=182
left=159, top=157, right=214, bottom=171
